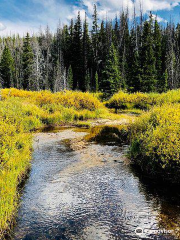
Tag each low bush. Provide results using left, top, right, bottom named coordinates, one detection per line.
left=2, top=88, right=104, bottom=111
left=130, top=103, right=180, bottom=182
left=106, top=89, right=180, bottom=111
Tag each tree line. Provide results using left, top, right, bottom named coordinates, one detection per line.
left=0, top=5, right=180, bottom=95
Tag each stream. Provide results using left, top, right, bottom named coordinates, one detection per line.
left=12, top=128, right=180, bottom=240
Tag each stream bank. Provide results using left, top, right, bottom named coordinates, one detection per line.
left=10, top=127, right=180, bottom=240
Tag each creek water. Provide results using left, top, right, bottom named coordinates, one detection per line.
left=12, top=128, right=180, bottom=240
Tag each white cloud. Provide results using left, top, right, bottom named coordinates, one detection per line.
left=0, top=0, right=179, bottom=36
left=0, top=22, right=6, bottom=31
left=152, top=14, right=168, bottom=22
left=79, top=0, right=180, bottom=19
left=0, top=21, right=40, bottom=36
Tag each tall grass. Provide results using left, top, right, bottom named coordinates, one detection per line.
left=0, top=100, right=33, bottom=238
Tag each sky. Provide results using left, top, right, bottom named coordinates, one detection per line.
left=0, top=0, right=180, bottom=36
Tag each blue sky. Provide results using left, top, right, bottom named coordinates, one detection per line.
left=0, top=0, right=180, bottom=35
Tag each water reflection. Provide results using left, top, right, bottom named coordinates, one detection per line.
left=11, top=128, right=180, bottom=240
left=131, top=166, right=180, bottom=239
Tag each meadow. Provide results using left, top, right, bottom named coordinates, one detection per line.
left=1, top=88, right=180, bottom=238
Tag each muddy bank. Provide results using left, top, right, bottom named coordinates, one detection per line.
left=34, top=115, right=134, bottom=133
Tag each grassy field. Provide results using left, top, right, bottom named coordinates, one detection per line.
left=1, top=88, right=180, bottom=237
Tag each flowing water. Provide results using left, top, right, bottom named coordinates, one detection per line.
left=12, top=128, right=180, bottom=240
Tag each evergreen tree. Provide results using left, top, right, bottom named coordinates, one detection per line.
left=92, top=4, right=99, bottom=64
left=166, top=23, right=176, bottom=89
left=0, top=45, right=15, bottom=88
left=62, top=25, right=71, bottom=70
left=119, top=12, right=130, bottom=86
left=159, top=69, right=168, bottom=92
left=98, top=20, right=107, bottom=86
left=127, top=29, right=141, bottom=92
left=14, top=36, right=23, bottom=89
left=69, top=19, right=74, bottom=68
left=95, top=71, right=99, bottom=92
left=85, top=70, right=90, bottom=92
left=67, top=65, right=73, bottom=90
left=140, top=17, right=157, bottom=92
left=101, top=44, right=121, bottom=96
left=72, top=12, right=83, bottom=90
left=22, top=33, right=34, bottom=89
left=154, top=19, right=163, bottom=91
left=113, top=15, right=120, bottom=47
left=83, top=13, right=92, bottom=91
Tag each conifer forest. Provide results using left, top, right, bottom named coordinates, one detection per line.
left=1, top=5, right=179, bottom=95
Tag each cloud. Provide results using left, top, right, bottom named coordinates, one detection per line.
left=79, top=0, right=180, bottom=19
left=0, top=21, right=40, bottom=36
left=152, top=14, right=168, bottom=22
left=0, top=22, right=6, bottom=31
left=0, top=0, right=179, bottom=36
left=31, top=0, right=75, bottom=27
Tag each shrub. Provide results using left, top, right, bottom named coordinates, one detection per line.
left=130, top=103, right=180, bottom=182
left=106, top=89, right=180, bottom=111
left=2, top=89, right=104, bottom=111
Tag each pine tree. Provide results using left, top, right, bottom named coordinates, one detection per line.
left=67, top=65, right=73, bottom=90
left=85, top=70, right=90, bottom=92
left=154, top=19, right=163, bottom=92
left=62, top=25, right=71, bottom=70
left=69, top=19, right=74, bottom=68
left=166, top=23, right=176, bottom=89
left=83, top=13, right=92, bottom=91
left=113, top=15, right=119, bottom=47
left=140, top=17, right=157, bottom=92
left=72, top=12, right=83, bottom=90
left=119, top=12, right=130, bottom=86
left=22, top=33, right=34, bottom=89
left=95, top=71, right=99, bottom=92
left=101, top=44, right=121, bottom=96
left=14, top=36, right=23, bottom=89
left=0, top=45, right=15, bottom=88
left=127, top=29, right=141, bottom=92
left=92, top=4, right=99, bottom=64
left=160, top=69, right=168, bottom=92
left=98, top=20, right=107, bottom=86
